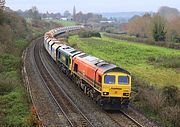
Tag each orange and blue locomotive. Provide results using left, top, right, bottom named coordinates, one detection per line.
left=44, top=26, right=131, bottom=110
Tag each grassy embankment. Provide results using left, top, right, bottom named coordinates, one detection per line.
left=69, top=35, right=180, bottom=88
left=0, top=11, right=63, bottom=126
left=68, top=34, right=180, bottom=126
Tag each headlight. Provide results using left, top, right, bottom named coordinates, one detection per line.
left=103, top=92, right=109, bottom=95
left=123, top=93, right=129, bottom=96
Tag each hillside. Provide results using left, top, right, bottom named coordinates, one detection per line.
left=0, top=9, right=62, bottom=126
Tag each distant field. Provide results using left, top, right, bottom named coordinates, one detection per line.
left=69, top=35, right=180, bottom=88
left=52, top=19, right=76, bottom=26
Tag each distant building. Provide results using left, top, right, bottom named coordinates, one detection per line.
left=60, top=18, right=68, bottom=21
left=0, top=0, right=5, bottom=10
left=100, top=20, right=114, bottom=23
left=60, top=16, right=72, bottom=21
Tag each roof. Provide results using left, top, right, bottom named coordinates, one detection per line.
left=49, top=40, right=55, bottom=45
left=59, top=46, right=82, bottom=56
left=52, top=43, right=63, bottom=50
left=77, top=54, right=130, bottom=74
left=100, top=64, right=130, bottom=74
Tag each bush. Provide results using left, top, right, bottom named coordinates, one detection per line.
left=148, top=56, right=180, bottom=69
left=0, top=79, right=15, bottom=95
left=133, top=85, right=165, bottom=114
left=162, top=85, right=179, bottom=106
left=78, top=29, right=101, bottom=38
left=161, top=106, right=180, bottom=127
left=132, top=78, right=180, bottom=126
left=0, top=54, right=20, bottom=72
left=104, top=33, right=180, bottom=49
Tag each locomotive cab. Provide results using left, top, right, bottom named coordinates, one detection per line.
left=101, top=72, right=131, bottom=98
left=96, top=65, right=131, bottom=110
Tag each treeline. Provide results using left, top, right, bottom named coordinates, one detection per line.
left=17, top=6, right=106, bottom=24
left=17, top=6, right=61, bottom=20
left=104, top=33, right=180, bottom=49
left=126, top=13, right=180, bottom=43
left=0, top=10, right=30, bottom=53
left=74, top=12, right=105, bottom=23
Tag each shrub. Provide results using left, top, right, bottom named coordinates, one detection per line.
left=161, top=106, right=180, bottom=127
left=104, top=33, right=180, bottom=49
left=78, top=29, right=101, bottom=38
left=0, top=54, right=20, bottom=72
left=162, top=85, right=179, bottom=106
left=133, top=85, right=165, bottom=114
left=148, top=56, right=180, bottom=69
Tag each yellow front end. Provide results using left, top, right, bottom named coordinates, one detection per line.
left=101, top=72, right=131, bottom=98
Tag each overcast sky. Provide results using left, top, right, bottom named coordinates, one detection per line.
left=6, top=0, right=180, bottom=13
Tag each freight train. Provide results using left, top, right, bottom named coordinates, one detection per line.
left=44, top=26, right=131, bottom=110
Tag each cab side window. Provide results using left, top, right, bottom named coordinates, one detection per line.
left=98, top=75, right=102, bottom=83
left=74, top=63, right=78, bottom=72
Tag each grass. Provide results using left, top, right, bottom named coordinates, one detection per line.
left=0, top=38, right=33, bottom=127
left=68, top=35, right=180, bottom=88
left=46, top=19, right=76, bottom=26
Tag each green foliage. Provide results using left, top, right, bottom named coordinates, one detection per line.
left=0, top=54, right=20, bottom=72
left=0, top=11, right=38, bottom=126
left=152, top=14, right=167, bottom=41
left=78, top=29, right=101, bottom=38
left=148, top=56, right=180, bottom=68
left=0, top=91, right=30, bottom=127
left=0, top=10, right=62, bottom=127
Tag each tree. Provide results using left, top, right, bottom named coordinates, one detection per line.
left=152, top=14, right=167, bottom=41
left=27, top=6, right=41, bottom=20
left=0, top=9, right=4, bottom=25
left=127, top=14, right=152, bottom=38
left=167, top=17, right=180, bottom=43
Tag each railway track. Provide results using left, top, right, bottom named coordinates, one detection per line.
left=33, top=40, right=94, bottom=127
left=22, top=49, right=44, bottom=127
left=38, top=38, right=146, bottom=127
left=121, top=111, right=144, bottom=127
left=24, top=29, right=158, bottom=126
left=24, top=38, right=66, bottom=126
left=103, top=110, right=144, bottom=127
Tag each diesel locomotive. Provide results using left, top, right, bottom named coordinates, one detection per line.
left=44, top=26, right=131, bottom=110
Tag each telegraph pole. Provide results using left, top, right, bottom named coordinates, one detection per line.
left=0, top=0, right=5, bottom=10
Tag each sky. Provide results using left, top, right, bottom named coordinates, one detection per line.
left=5, top=0, right=180, bottom=13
